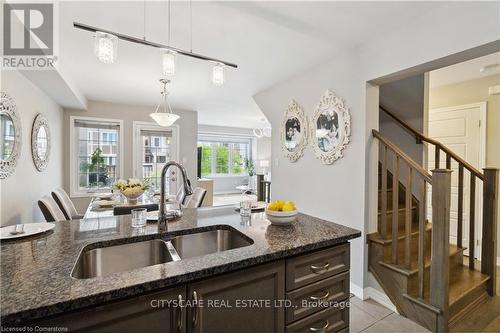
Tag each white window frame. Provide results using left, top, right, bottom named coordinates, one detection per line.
left=198, top=132, right=254, bottom=178
left=69, top=116, right=124, bottom=198
left=132, top=121, right=180, bottom=179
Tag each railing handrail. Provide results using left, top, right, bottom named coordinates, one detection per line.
left=373, top=129, right=432, bottom=183
left=379, top=105, right=484, bottom=181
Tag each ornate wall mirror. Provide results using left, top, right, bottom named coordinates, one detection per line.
left=281, top=100, right=308, bottom=162
left=0, top=92, right=22, bottom=179
left=31, top=113, right=51, bottom=171
left=310, top=90, right=351, bottom=165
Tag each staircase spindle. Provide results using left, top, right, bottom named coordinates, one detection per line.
left=405, top=166, right=412, bottom=269
left=481, top=168, right=498, bottom=296
left=392, top=154, right=399, bottom=264
left=418, top=178, right=425, bottom=299
left=435, top=146, right=440, bottom=169
left=446, top=153, right=451, bottom=169
left=457, top=165, right=464, bottom=248
left=469, top=175, right=476, bottom=269
left=381, top=145, right=388, bottom=239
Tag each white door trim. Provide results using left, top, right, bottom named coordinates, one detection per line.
left=428, top=102, right=487, bottom=258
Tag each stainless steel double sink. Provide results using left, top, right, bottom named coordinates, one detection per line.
left=71, top=227, right=253, bottom=279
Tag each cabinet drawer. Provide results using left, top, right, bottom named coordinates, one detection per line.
left=286, top=272, right=349, bottom=324
left=285, top=305, right=349, bottom=333
left=286, top=243, right=349, bottom=291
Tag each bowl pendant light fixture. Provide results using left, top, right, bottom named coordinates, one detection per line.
left=212, top=63, right=225, bottom=86
left=94, top=31, right=118, bottom=64
left=150, top=79, right=180, bottom=127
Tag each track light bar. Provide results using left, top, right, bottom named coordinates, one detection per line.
left=73, top=22, right=238, bottom=69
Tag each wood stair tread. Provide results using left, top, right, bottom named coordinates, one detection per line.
left=378, top=244, right=464, bottom=276
left=368, top=222, right=431, bottom=245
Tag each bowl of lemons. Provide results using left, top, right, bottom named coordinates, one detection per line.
left=265, top=200, right=298, bottom=226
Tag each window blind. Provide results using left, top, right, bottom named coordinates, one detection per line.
left=74, top=120, right=120, bottom=130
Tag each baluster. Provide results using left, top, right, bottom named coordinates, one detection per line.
left=435, top=146, right=440, bottom=169
left=469, top=176, right=476, bottom=269
left=481, top=168, right=499, bottom=296
left=405, top=166, right=412, bottom=269
left=446, top=154, right=451, bottom=169
left=392, top=154, right=399, bottom=264
left=381, top=146, right=388, bottom=239
left=418, top=178, right=425, bottom=299
left=457, top=165, right=464, bottom=248
left=429, top=169, right=452, bottom=332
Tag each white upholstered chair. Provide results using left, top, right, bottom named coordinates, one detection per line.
left=51, top=188, right=83, bottom=220
left=183, top=187, right=207, bottom=208
left=38, top=195, right=68, bottom=222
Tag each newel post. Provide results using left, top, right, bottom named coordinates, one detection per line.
left=429, top=169, right=452, bottom=332
left=481, top=168, right=499, bottom=296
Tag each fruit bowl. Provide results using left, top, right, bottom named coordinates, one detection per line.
left=265, top=209, right=298, bottom=226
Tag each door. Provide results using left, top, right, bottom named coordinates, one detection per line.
left=134, top=122, right=180, bottom=194
left=187, top=261, right=285, bottom=333
left=426, top=102, right=486, bottom=257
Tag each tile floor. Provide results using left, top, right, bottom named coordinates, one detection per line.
left=350, top=297, right=430, bottom=333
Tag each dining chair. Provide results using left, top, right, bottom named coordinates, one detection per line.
left=38, top=195, right=69, bottom=222
left=51, top=188, right=84, bottom=220
left=183, top=187, right=207, bottom=208
left=176, top=186, right=187, bottom=205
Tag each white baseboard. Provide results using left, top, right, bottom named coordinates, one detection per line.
left=350, top=282, right=364, bottom=300
left=363, top=287, right=398, bottom=313
left=350, top=283, right=398, bottom=314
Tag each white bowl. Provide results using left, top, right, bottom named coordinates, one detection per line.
left=265, top=209, right=298, bottom=226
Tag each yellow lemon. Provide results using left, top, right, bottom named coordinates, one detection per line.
left=275, top=200, right=285, bottom=211
left=267, top=202, right=279, bottom=211
left=282, top=201, right=296, bottom=212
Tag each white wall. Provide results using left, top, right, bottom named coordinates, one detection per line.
left=64, top=100, right=198, bottom=212
left=1, top=71, right=64, bottom=226
left=254, top=1, right=500, bottom=294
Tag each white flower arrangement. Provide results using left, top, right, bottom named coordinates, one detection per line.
left=113, top=178, right=150, bottom=199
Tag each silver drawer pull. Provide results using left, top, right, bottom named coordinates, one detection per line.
left=177, top=294, right=184, bottom=333
left=309, top=320, right=329, bottom=332
left=309, top=290, right=330, bottom=301
left=310, top=262, right=330, bottom=273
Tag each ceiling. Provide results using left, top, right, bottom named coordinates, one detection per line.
left=57, top=1, right=440, bottom=128
left=430, top=52, right=500, bottom=88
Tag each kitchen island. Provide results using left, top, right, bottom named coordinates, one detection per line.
left=1, top=206, right=361, bottom=332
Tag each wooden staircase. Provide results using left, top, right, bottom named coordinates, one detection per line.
left=368, top=107, right=499, bottom=332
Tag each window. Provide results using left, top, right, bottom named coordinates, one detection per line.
left=138, top=128, right=173, bottom=192
left=71, top=117, right=123, bottom=196
left=198, top=136, right=252, bottom=177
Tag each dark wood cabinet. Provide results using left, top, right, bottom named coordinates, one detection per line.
left=36, top=286, right=186, bottom=333
left=35, top=243, right=351, bottom=333
left=187, top=261, right=285, bottom=333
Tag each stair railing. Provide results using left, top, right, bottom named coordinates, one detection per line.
left=379, top=106, right=499, bottom=296
left=374, top=128, right=499, bottom=332
left=374, top=130, right=431, bottom=300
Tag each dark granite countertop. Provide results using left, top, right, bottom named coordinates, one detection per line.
left=0, top=206, right=361, bottom=324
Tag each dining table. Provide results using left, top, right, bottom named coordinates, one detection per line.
left=83, top=194, right=159, bottom=219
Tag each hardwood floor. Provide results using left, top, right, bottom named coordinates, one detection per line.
left=451, top=265, right=500, bottom=332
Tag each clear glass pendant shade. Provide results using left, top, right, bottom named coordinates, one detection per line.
left=212, top=63, right=225, bottom=86
left=94, top=31, right=118, bottom=64
left=162, top=50, right=176, bottom=76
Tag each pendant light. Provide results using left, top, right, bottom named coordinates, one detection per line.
left=150, top=79, right=180, bottom=127
left=212, top=63, right=225, bottom=86
left=162, top=0, right=176, bottom=76
left=94, top=31, right=118, bottom=63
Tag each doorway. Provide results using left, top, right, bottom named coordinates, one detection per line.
left=426, top=102, right=487, bottom=258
